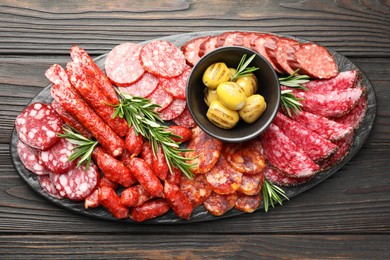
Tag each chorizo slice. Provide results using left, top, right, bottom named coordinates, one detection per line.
left=235, top=193, right=262, bottom=213
left=179, top=174, right=212, bottom=208
left=203, top=192, right=237, bottom=217
left=238, top=172, right=264, bottom=196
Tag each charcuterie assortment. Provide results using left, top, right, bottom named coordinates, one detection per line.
left=11, top=31, right=373, bottom=223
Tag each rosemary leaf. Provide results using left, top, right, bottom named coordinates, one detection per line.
left=262, top=180, right=289, bottom=212
left=231, top=54, right=259, bottom=81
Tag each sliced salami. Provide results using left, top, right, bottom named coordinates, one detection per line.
left=118, top=72, right=159, bottom=98
left=181, top=36, right=209, bottom=66
left=17, top=140, right=47, bottom=176
left=333, top=92, right=368, bottom=130
left=172, top=107, right=196, bottom=128
left=263, top=35, right=285, bottom=73
left=218, top=31, right=246, bottom=47
left=105, top=42, right=145, bottom=86
left=205, top=153, right=243, bottom=195
left=287, top=43, right=338, bottom=79
left=38, top=174, right=64, bottom=199
left=84, top=189, right=99, bottom=209
left=235, top=193, right=261, bottom=213
left=51, top=162, right=100, bottom=201
left=39, top=137, right=76, bottom=175
left=140, top=40, right=186, bottom=78
left=198, top=36, right=219, bottom=57
left=304, top=70, right=360, bottom=92
left=179, top=174, right=212, bottom=208
left=184, top=126, right=223, bottom=174
left=263, top=163, right=313, bottom=187
left=242, top=32, right=263, bottom=49
left=159, top=99, right=187, bottom=121
left=203, top=192, right=237, bottom=217
left=15, top=102, right=63, bottom=150
left=260, top=123, right=320, bottom=178
left=274, top=37, right=299, bottom=75
left=251, top=34, right=283, bottom=73
left=238, top=172, right=264, bottom=196
left=320, top=131, right=354, bottom=170
left=224, top=139, right=266, bottom=175
left=146, top=85, right=174, bottom=112
left=159, top=65, right=191, bottom=100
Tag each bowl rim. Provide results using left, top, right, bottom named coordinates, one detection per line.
left=186, top=46, right=280, bottom=143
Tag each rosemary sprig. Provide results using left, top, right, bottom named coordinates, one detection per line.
left=57, top=126, right=98, bottom=170
left=231, top=54, right=259, bottom=81
left=280, top=89, right=304, bottom=117
left=279, top=69, right=310, bottom=90
left=113, top=91, right=197, bottom=179
left=262, top=180, right=289, bottom=212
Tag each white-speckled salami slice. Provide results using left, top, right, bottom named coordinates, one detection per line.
left=159, top=99, right=187, bottom=121
left=159, top=65, right=191, bottom=100
left=172, top=107, right=196, bottom=128
left=17, top=140, right=48, bottom=176
left=332, top=91, right=367, bottom=130
left=304, top=70, right=360, bottom=92
left=146, top=85, right=174, bottom=112
left=38, top=174, right=64, bottom=199
left=118, top=72, right=159, bottom=98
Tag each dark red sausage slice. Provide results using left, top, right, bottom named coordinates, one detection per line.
left=251, top=34, right=283, bottom=73
left=129, top=198, right=170, bottom=222
left=159, top=99, right=187, bottom=121
left=181, top=36, right=209, bottom=66
left=198, top=36, right=219, bottom=57
left=274, top=37, right=299, bottom=75
left=159, top=65, right=191, bottom=100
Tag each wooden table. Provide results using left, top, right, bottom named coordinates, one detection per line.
left=1, top=0, right=389, bottom=258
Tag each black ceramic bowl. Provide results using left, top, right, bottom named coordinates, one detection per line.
left=186, top=46, right=280, bottom=143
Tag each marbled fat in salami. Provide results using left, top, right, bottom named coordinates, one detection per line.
left=118, top=72, right=159, bottom=98
left=159, top=65, right=191, bottom=100
left=84, top=189, right=100, bottom=209
left=15, top=102, right=63, bottom=150
left=179, top=174, right=212, bottom=208
left=17, top=140, right=48, bottom=176
left=203, top=192, right=237, bottom=217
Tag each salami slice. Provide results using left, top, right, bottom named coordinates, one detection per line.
left=172, top=107, right=196, bottom=128
left=179, top=174, right=212, bottom=208
left=15, top=102, right=63, bottom=150
left=218, top=31, right=246, bottom=47
left=274, top=37, right=299, bottom=75
left=290, top=110, right=353, bottom=142
left=184, top=126, right=223, bottom=174
left=251, top=34, right=283, bottom=73
left=140, top=40, right=186, bottom=78
left=273, top=112, right=338, bottom=163
left=181, top=36, right=209, bottom=66
left=198, top=36, right=219, bottom=57
left=263, top=163, right=313, bottom=186
left=205, top=153, right=243, bottom=195
left=287, top=43, right=338, bottom=79
left=38, top=174, right=64, bottom=199
left=17, top=140, right=47, bottom=176
left=304, top=70, right=360, bottom=92
left=84, top=189, right=99, bottom=209
left=146, top=85, right=174, bottom=112
left=39, top=137, right=76, bottom=175
left=320, top=131, right=354, bottom=170
left=235, top=193, right=262, bottom=213
left=118, top=72, right=159, bottom=98
left=51, top=162, right=100, bottom=201
left=159, top=65, right=191, bottom=100
left=203, top=192, right=237, bottom=217
left=105, top=42, right=145, bottom=86
left=238, top=172, right=264, bottom=196
left=260, top=123, right=320, bottom=178
left=333, top=92, right=368, bottom=130
left=224, top=139, right=266, bottom=174
left=242, top=32, right=263, bottom=49
left=159, top=99, right=187, bottom=121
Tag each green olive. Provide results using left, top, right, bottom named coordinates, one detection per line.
left=216, top=82, right=247, bottom=110
left=202, top=62, right=231, bottom=89
left=204, top=88, right=219, bottom=107
left=236, top=74, right=258, bottom=97
left=239, top=94, right=267, bottom=124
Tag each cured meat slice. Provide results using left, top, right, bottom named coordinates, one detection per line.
left=242, top=32, right=263, bottom=49
left=293, top=87, right=364, bottom=118
left=118, top=72, right=159, bottom=98
left=287, top=43, right=338, bottom=79
left=129, top=198, right=170, bottom=222
left=333, top=92, right=367, bottom=130
left=274, top=37, right=299, bottom=75
left=184, top=126, right=223, bottom=174
left=179, top=174, right=212, bottom=208
left=224, top=139, right=266, bottom=174
left=251, top=34, right=283, bottom=73
left=181, top=36, right=209, bottom=66
left=164, top=181, right=193, bottom=220
left=273, top=112, right=338, bottom=163
left=104, top=42, right=145, bottom=86
left=291, top=111, right=353, bottom=141
left=140, top=40, right=186, bottom=78
left=121, top=185, right=152, bottom=207
left=51, top=100, right=92, bottom=139
left=263, top=163, right=313, bottom=186
left=205, top=153, right=243, bottom=195
left=172, top=107, right=196, bottom=128
left=198, top=36, right=219, bottom=57
left=17, top=140, right=47, bottom=176
left=203, top=192, right=237, bottom=217
left=320, top=131, right=354, bottom=170
left=263, top=35, right=285, bottom=73
left=159, top=65, right=191, bottom=100
left=146, top=85, right=174, bottom=112
left=15, top=102, right=63, bottom=150
left=260, top=123, right=320, bottom=178
left=84, top=189, right=99, bottom=209
left=70, top=45, right=119, bottom=104
left=218, top=31, right=246, bottom=47
left=235, top=193, right=262, bottom=213
left=51, top=162, right=100, bottom=201
left=159, top=99, right=187, bottom=121
left=38, top=175, right=64, bottom=199
left=98, top=186, right=129, bottom=219
left=39, top=137, right=76, bottom=175
left=304, top=70, right=360, bottom=92
left=238, top=172, right=264, bottom=196
left=45, top=63, right=70, bottom=86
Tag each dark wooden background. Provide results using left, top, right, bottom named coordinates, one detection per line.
left=1, top=0, right=389, bottom=259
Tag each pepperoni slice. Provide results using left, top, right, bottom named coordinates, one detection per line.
left=203, top=192, right=237, bottom=217
left=15, top=102, right=63, bottom=150
left=172, top=107, right=196, bottom=128
left=146, top=85, right=174, bottom=112
left=235, top=193, right=262, bottom=213
left=38, top=174, right=64, bottom=199
left=105, top=42, right=145, bottom=86
left=238, top=172, right=264, bottom=196
left=224, top=139, right=266, bottom=174
left=179, top=174, right=212, bottom=208
left=39, top=138, right=76, bottom=175
left=159, top=65, right=191, bottom=100
left=159, top=99, right=187, bottom=121
left=17, top=140, right=47, bottom=176
left=140, top=40, right=186, bottom=78
left=118, top=72, right=159, bottom=98
left=181, top=36, right=209, bottom=66
left=205, top=153, right=243, bottom=195
left=184, top=126, right=223, bottom=174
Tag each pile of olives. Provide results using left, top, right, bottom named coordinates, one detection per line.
left=202, top=62, right=267, bottom=129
